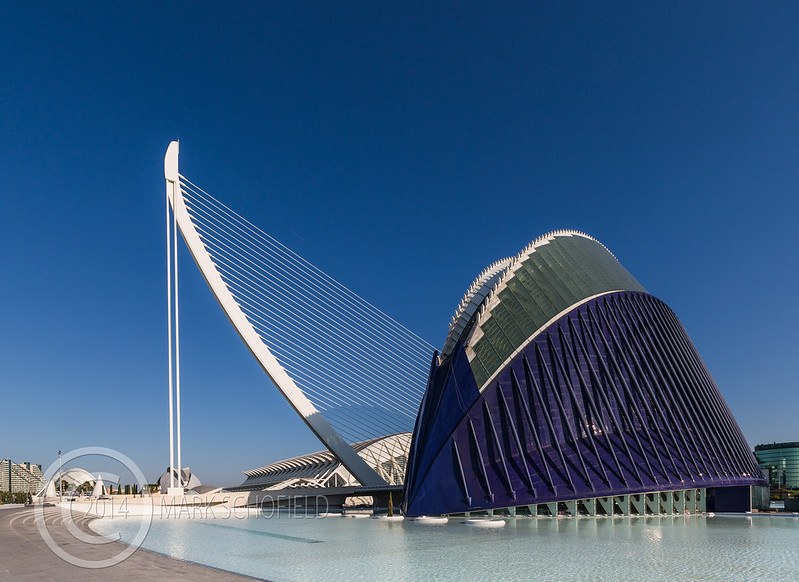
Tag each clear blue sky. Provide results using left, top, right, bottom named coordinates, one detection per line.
left=2, top=2, right=797, bottom=486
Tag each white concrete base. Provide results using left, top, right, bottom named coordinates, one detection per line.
left=465, top=519, right=506, bottom=528
left=167, top=487, right=185, bottom=496
left=371, top=515, right=404, bottom=521
left=411, top=516, right=448, bottom=524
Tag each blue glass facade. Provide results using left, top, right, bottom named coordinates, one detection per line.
left=754, top=442, right=799, bottom=489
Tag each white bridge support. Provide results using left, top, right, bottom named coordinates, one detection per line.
left=164, top=141, right=387, bottom=487
left=165, top=142, right=181, bottom=493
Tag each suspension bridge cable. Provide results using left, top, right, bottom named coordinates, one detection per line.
left=176, top=175, right=433, bottom=443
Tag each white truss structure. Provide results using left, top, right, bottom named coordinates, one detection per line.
left=238, top=433, right=412, bottom=491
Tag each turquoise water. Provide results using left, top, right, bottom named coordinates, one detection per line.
left=91, top=513, right=799, bottom=581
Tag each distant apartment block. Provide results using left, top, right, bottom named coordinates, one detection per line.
left=0, top=459, right=45, bottom=493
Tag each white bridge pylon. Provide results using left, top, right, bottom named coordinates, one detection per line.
left=164, top=142, right=433, bottom=487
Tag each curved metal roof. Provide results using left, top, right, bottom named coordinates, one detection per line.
left=452, top=230, right=646, bottom=389
left=441, top=257, right=514, bottom=358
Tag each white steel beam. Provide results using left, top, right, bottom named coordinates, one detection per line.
left=165, top=141, right=177, bottom=491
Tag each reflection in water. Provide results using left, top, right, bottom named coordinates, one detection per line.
left=92, top=513, right=799, bottom=582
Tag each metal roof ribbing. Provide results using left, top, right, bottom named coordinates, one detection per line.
left=459, top=231, right=645, bottom=389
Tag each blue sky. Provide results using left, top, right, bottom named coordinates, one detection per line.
left=2, top=2, right=797, bottom=486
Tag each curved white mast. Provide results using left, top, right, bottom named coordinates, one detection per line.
left=163, top=142, right=385, bottom=487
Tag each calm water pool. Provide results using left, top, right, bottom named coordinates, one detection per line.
left=91, top=512, right=799, bottom=581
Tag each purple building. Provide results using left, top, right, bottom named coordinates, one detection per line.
left=403, top=231, right=766, bottom=517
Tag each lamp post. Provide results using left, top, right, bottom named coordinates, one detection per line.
left=57, top=450, right=62, bottom=501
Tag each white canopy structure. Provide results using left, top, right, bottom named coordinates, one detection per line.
left=237, top=433, right=411, bottom=491
left=42, top=479, right=57, bottom=499
left=35, top=467, right=99, bottom=499
left=59, top=467, right=96, bottom=488
left=91, top=476, right=105, bottom=497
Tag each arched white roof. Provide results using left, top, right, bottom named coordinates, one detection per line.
left=59, top=467, right=96, bottom=486
left=239, top=432, right=412, bottom=489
